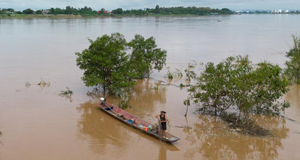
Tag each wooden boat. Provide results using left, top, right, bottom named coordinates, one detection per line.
left=98, top=100, right=180, bottom=143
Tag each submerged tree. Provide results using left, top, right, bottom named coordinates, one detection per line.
left=75, top=33, right=135, bottom=108
left=76, top=33, right=130, bottom=91
left=128, top=34, right=167, bottom=78
left=184, top=55, right=290, bottom=120
left=75, top=33, right=167, bottom=108
left=284, top=35, right=300, bottom=84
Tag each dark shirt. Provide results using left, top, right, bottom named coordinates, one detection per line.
left=160, top=114, right=166, bottom=123
left=160, top=114, right=167, bottom=130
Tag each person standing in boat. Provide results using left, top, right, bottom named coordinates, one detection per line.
left=155, top=111, right=168, bottom=138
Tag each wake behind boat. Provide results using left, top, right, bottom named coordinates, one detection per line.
left=98, top=98, right=180, bottom=143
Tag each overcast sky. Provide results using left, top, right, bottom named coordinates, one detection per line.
left=0, top=0, right=299, bottom=11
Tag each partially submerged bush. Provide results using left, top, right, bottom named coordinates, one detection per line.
left=59, top=87, right=73, bottom=102
left=185, top=55, right=290, bottom=120
left=165, top=67, right=174, bottom=79
left=284, top=35, right=300, bottom=84
left=60, top=87, right=73, bottom=96
left=174, top=68, right=183, bottom=78
left=37, top=79, right=50, bottom=87
left=25, top=82, right=31, bottom=88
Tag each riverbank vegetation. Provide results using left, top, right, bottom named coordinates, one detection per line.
left=0, top=5, right=233, bottom=19
left=75, top=33, right=166, bottom=108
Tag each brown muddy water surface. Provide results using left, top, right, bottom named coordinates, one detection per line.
left=1, top=15, right=300, bottom=160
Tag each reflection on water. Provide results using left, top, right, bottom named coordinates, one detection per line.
left=158, top=145, right=167, bottom=160
left=129, top=79, right=166, bottom=119
left=76, top=79, right=169, bottom=157
left=77, top=79, right=292, bottom=160
left=85, top=79, right=167, bottom=120
left=76, top=100, right=129, bottom=155
left=184, top=115, right=288, bottom=160
left=285, top=85, right=300, bottom=120
left=76, top=78, right=184, bottom=160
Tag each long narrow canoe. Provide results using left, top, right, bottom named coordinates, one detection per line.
left=98, top=102, right=180, bottom=143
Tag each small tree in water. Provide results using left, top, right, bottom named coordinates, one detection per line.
left=75, top=33, right=167, bottom=108
left=284, top=35, right=300, bottom=84
left=184, top=55, right=290, bottom=121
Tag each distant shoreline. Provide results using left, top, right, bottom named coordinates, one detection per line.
left=0, top=14, right=84, bottom=19
left=0, top=14, right=226, bottom=19
left=0, top=13, right=299, bottom=19
left=0, top=14, right=225, bottom=19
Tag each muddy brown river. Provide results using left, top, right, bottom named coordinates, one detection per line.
left=1, top=15, right=300, bottom=160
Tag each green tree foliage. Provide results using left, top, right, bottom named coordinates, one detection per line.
left=65, top=6, right=73, bottom=14
left=75, top=33, right=166, bottom=107
left=35, top=10, right=43, bottom=14
left=6, top=8, right=14, bottom=12
left=2, top=6, right=234, bottom=17
left=1, top=8, right=14, bottom=14
left=53, top=8, right=64, bottom=15
left=155, top=5, right=160, bottom=13
left=120, top=6, right=233, bottom=16
left=112, top=8, right=123, bottom=14
left=23, top=8, right=34, bottom=14
left=284, top=35, right=300, bottom=84
left=220, top=8, right=233, bottom=14
left=128, top=34, right=167, bottom=78
left=63, top=6, right=80, bottom=15
left=75, top=33, right=131, bottom=90
left=184, top=55, right=290, bottom=120
left=79, top=6, right=97, bottom=15
left=50, top=8, right=55, bottom=14
left=184, top=61, right=197, bottom=82
left=99, top=8, right=106, bottom=14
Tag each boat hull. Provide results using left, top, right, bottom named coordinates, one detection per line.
left=98, top=103, right=180, bottom=143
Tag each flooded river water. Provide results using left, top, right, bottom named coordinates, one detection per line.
left=1, top=15, right=300, bottom=160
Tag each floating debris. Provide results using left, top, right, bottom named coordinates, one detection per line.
left=294, top=131, right=300, bottom=135
left=37, top=78, right=51, bottom=88
left=37, top=80, right=46, bottom=87
left=25, top=82, right=31, bottom=88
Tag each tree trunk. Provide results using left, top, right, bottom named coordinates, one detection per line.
left=215, top=107, right=217, bottom=116
left=214, top=103, right=217, bottom=116
left=103, top=78, right=106, bottom=94
left=184, top=105, right=189, bottom=117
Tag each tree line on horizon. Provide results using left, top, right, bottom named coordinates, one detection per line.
left=0, top=5, right=233, bottom=16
